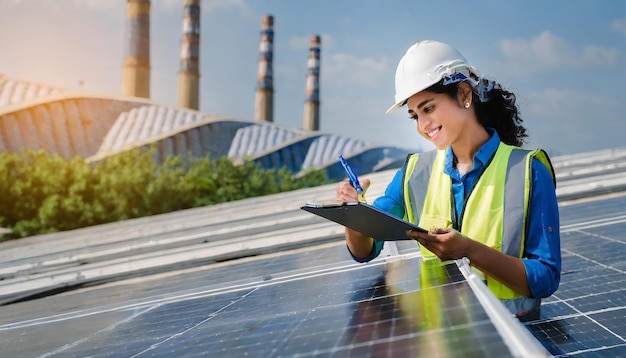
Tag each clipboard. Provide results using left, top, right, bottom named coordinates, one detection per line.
left=301, top=201, right=427, bottom=241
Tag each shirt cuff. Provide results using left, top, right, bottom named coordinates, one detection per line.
left=347, top=240, right=381, bottom=263
left=522, top=258, right=560, bottom=298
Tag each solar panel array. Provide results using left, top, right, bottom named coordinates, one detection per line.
left=525, top=194, right=626, bottom=357
left=0, top=240, right=547, bottom=357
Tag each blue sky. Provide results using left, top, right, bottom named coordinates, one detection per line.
left=1, top=0, right=625, bottom=156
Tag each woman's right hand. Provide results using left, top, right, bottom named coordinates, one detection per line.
left=335, top=179, right=370, bottom=203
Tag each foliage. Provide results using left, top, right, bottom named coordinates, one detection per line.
left=0, top=149, right=330, bottom=240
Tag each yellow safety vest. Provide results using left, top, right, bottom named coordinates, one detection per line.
left=401, top=143, right=555, bottom=312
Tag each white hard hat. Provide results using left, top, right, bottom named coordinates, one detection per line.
left=386, top=40, right=481, bottom=114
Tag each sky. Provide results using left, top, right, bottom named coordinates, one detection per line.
left=1, top=0, right=625, bottom=156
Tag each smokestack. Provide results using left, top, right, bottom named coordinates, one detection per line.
left=254, top=14, right=274, bottom=122
left=177, top=0, right=200, bottom=110
left=303, top=35, right=321, bottom=131
left=121, top=0, right=151, bottom=98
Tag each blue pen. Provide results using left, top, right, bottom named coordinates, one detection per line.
left=339, top=155, right=363, bottom=195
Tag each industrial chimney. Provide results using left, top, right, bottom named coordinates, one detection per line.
left=121, top=0, right=151, bottom=98
left=254, top=14, right=274, bottom=122
left=303, top=35, right=321, bottom=131
left=177, top=0, right=200, bottom=110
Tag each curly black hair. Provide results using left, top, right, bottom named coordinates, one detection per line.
left=426, top=80, right=528, bottom=147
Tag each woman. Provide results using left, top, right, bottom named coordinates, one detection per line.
left=335, top=40, right=561, bottom=321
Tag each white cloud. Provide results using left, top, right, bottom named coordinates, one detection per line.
left=522, top=87, right=607, bottom=144
left=524, top=87, right=607, bottom=116
left=611, top=18, right=626, bottom=36
left=498, top=31, right=570, bottom=72
left=520, top=87, right=621, bottom=154
left=580, top=46, right=619, bottom=65
left=525, top=87, right=574, bottom=115
left=497, top=31, right=618, bottom=77
left=323, top=53, right=390, bottom=88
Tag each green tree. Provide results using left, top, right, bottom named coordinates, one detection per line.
left=0, top=149, right=330, bottom=240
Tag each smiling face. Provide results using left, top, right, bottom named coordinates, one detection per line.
left=406, top=82, right=476, bottom=151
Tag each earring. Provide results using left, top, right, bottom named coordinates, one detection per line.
left=464, top=103, right=470, bottom=108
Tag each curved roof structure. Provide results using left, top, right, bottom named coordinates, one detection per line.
left=0, top=75, right=417, bottom=180
left=0, top=74, right=63, bottom=107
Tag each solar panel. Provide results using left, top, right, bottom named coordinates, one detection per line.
left=525, top=194, right=626, bottom=357
left=0, top=241, right=546, bottom=357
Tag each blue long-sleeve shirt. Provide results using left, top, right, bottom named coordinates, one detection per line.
left=350, top=130, right=561, bottom=298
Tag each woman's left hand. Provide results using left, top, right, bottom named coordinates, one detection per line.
left=407, top=226, right=532, bottom=296
left=406, top=227, right=471, bottom=261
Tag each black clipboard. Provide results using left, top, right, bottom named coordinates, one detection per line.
left=301, top=201, right=427, bottom=241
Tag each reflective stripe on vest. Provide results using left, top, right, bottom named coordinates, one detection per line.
left=401, top=143, right=554, bottom=315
